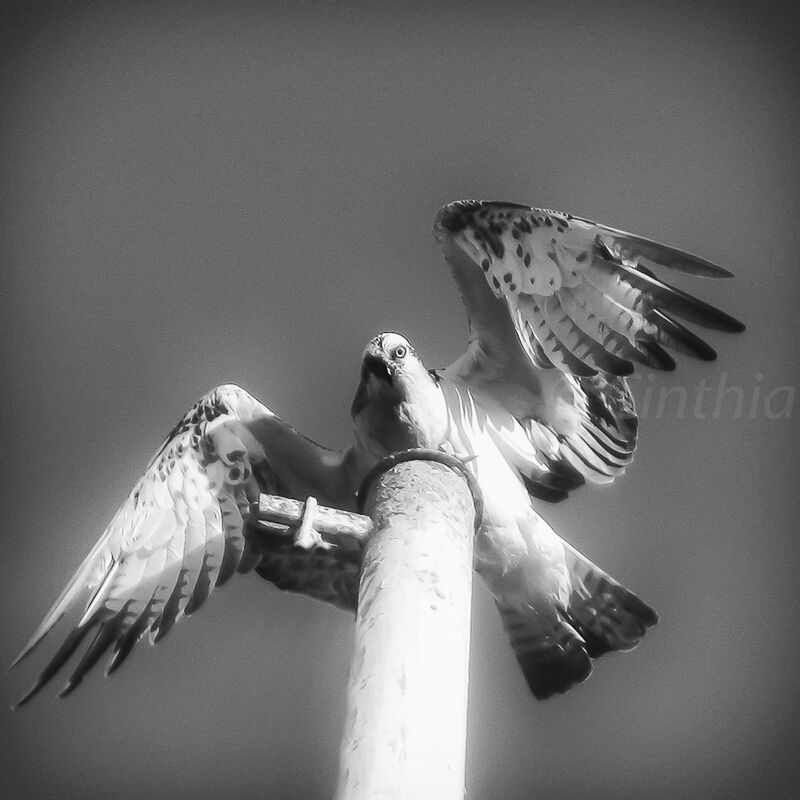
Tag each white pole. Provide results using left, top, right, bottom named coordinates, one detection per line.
left=335, top=456, right=477, bottom=800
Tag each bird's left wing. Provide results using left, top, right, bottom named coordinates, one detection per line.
left=12, top=384, right=361, bottom=704
left=434, top=200, right=745, bottom=499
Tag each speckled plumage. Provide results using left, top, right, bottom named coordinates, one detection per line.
left=14, top=199, right=743, bottom=703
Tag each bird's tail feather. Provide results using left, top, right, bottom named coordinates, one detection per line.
left=496, top=600, right=592, bottom=699
left=497, top=542, right=657, bottom=699
left=562, top=541, right=658, bottom=657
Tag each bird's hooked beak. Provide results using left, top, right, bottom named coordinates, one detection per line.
left=362, top=354, right=393, bottom=384
left=351, top=342, right=397, bottom=421
left=361, top=348, right=394, bottom=386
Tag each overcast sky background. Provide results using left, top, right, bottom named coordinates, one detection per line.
left=1, top=2, right=798, bottom=798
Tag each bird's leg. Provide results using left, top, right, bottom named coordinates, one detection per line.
left=293, top=496, right=330, bottom=550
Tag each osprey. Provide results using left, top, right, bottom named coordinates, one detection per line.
left=12, top=200, right=744, bottom=703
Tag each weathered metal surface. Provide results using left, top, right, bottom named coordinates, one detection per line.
left=335, top=458, right=476, bottom=800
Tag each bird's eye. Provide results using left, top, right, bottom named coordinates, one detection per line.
left=393, top=345, right=407, bottom=360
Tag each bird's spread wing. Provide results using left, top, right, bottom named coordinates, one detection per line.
left=12, top=384, right=361, bottom=704
left=434, top=200, right=744, bottom=499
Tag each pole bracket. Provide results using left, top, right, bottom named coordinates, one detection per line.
left=356, top=448, right=484, bottom=532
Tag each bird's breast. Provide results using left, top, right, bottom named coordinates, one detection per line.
left=352, top=377, right=448, bottom=458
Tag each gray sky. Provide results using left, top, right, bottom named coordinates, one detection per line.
left=2, top=2, right=798, bottom=798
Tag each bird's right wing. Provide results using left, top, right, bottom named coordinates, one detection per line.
left=12, top=384, right=361, bottom=705
left=434, top=200, right=745, bottom=500
left=435, top=200, right=743, bottom=379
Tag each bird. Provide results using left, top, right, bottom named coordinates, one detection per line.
left=11, top=199, right=744, bottom=704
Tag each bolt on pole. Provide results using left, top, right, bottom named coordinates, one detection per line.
left=335, top=453, right=480, bottom=800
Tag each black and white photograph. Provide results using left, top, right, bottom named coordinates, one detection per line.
left=1, top=2, right=797, bottom=798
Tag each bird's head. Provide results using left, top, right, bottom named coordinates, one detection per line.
left=360, top=332, right=430, bottom=390
left=351, top=332, right=447, bottom=454
left=351, top=331, right=438, bottom=410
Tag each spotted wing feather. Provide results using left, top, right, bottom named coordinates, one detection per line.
left=435, top=200, right=744, bottom=379
left=12, top=385, right=275, bottom=704
left=435, top=199, right=743, bottom=499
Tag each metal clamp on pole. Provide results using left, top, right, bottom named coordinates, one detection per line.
left=357, top=448, right=484, bottom=531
